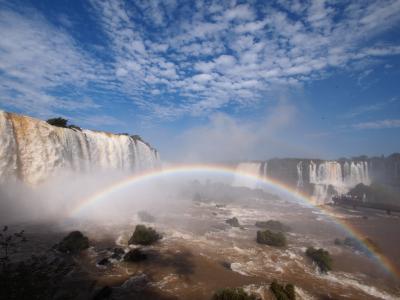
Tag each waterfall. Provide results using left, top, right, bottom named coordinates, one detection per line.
left=296, top=161, right=303, bottom=188
left=0, top=111, right=159, bottom=185
left=261, top=162, right=268, bottom=177
left=232, top=162, right=262, bottom=188
left=309, top=160, right=370, bottom=203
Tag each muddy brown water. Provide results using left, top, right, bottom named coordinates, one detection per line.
left=5, top=197, right=400, bottom=300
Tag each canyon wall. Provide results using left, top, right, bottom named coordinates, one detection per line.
left=0, top=111, right=159, bottom=185
left=235, top=156, right=400, bottom=204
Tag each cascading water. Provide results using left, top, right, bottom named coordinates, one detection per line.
left=310, top=160, right=370, bottom=204
left=0, top=111, right=159, bottom=185
left=261, top=162, right=268, bottom=178
left=296, top=161, right=303, bottom=188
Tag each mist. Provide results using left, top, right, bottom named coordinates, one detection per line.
left=0, top=167, right=246, bottom=226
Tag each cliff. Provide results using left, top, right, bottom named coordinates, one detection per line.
left=235, top=156, right=400, bottom=204
left=0, top=111, right=159, bottom=185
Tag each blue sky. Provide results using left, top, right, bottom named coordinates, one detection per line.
left=0, top=0, right=399, bottom=161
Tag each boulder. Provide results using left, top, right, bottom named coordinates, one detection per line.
left=120, top=274, right=149, bottom=291
left=110, top=247, right=125, bottom=260
left=124, top=248, right=147, bottom=262
left=128, top=225, right=161, bottom=245
left=226, top=217, right=240, bottom=227
left=56, top=231, right=89, bottom=254
left=256, top=230, right=287, bottom=247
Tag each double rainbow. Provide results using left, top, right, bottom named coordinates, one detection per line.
left=70, top=164, right=399, bottom=278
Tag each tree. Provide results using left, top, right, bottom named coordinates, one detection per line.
left=256, top=230, right=287, bottom=247
left=46, top=117, right=68, bottom=128
left=305, top=247, right=332, bottom=273
left=128, top=225, right=161, bottom=245
left=56, top=231, right=89, bottom=254
left=226, top=217, right=240, bottom=227
left=270, top=279, right=296, bottom=300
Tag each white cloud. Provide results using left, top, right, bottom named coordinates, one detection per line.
left=221, top=4, right=255, bottom=22
left=353, top=119, right=400, bottom=129
left=192, top=73, right=214, bottom=83
left=1, top=0, right=400, bottom=122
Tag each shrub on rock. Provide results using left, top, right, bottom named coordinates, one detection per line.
left=270, top=279, right=296, bottom=300
left=47, top=117, right=68, bottom=128
left=128, top=225, right=161, bottom=245
left=212, top=287, right=258, bottom=300
left=226, top=217, right=240, bottom=227
left=305, top=247, right=332, bottom=273
left=56, top=231, right=89, bottom=254
left=255, top=220, right=290, bottom=232
left=256, top=230, right=287, bottom=247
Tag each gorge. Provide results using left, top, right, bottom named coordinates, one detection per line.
left=1, top=111, right=399, bottom=205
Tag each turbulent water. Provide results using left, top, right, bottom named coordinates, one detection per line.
left=235, top=160, right=371, bottom=204
left=0, top=111, right=159, bottom=185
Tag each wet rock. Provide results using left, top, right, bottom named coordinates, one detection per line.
left=212, top=288, right=258, bottom=300
left=110, top=247, right=125, bottom=260
left=97, top=258, right=110, bottom=266
left=124, top=248, right=147, bottom=262
left=226, top=217, right=240, bottom=227
left=92, top=286, right=112, bottom=300
left=56, top=231, right=89, bottom=254
left=128, top=225, right=161, bottom=245
left=120, top=273, right=149, bottom=291
left=220, top=261, right=231, bottom=270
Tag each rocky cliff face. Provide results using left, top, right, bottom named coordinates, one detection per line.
left=235, top=156, right=399, bottom=204
left=0, top=111, right=159, bottom=185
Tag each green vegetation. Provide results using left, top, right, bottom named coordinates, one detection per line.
left=226, top=217, right=240, bottom=227
left=255, top=220, right=290, bottom=232
left=56, top=231, right=89, bottom=254
left=305, top=247, right=332, bottom=273
left=128, top=225, right=161, bottom=245
left=212, top=287, right=258, bottom=300
left=46, top=117, right=68, bottom=127
left=256, top=230, right=287, bottom=247
left=46, top=117, right=81, bottom=131
left=270, top=279, right=296, bottom=300
left=348, top=183, right=399, bottom=205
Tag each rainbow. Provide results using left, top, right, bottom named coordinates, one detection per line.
left=70, top=164, right=399, bottom=278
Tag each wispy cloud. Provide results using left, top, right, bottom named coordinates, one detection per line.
left=343, top=97, right=397, bottom=118
left=353, top=119, right=400, bottom=129
left=1, top=0, right=400, bottom=121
